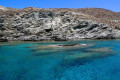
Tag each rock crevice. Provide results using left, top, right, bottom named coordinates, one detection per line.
left=0, top=7, right=120, bottom=41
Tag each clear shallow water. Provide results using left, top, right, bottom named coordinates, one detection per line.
left=0, top=40, right=120, bottom=80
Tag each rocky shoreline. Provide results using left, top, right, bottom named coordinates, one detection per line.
left=0, top=6, right=120, bottom=42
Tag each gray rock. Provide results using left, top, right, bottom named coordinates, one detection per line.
left=18, top=35, right=51, bottom=41
left=0, top=10, right=120, bottom=41
left=0, top=37, right=8, bottom=42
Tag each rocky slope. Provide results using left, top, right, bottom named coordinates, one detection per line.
left=0, top=6, right=120, bottom=41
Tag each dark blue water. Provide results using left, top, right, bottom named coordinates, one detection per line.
left=0, top=40, right=120, bottom=80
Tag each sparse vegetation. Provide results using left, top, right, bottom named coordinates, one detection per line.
left=0, top=7, right=120, bottom=28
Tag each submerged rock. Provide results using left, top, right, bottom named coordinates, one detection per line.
left=62, top=47, right=115, bottom=67
left=58, top=43, right=77, bottom=47
left=30, top=43, right=93, bottom=56
left=34, top=43, right=90, bottom=49
left=87, top=47, right=114, bottom=53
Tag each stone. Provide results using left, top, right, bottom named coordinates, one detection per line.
left=0, top=38, right=8, bottom=42
left=0, top=7, right=120, bottom=41
left=58, top=44, right=77, bottom=47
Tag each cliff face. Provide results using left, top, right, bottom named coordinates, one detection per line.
left=0, top=6, right=120, bottom=41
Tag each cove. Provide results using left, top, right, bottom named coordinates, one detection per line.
left=0, top=39, right=120, bottom=80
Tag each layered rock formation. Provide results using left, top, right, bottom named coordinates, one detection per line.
left=0, top=6, right=120, bottom=41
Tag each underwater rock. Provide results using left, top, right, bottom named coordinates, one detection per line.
left=31, top=43, right=93, bottom=56
left=58, top=43, right=88, bottom=47
left=58, top=43, right=77, bottom=47
left=62, top=47, right=116, bottom=67
left=87, top=47, right=114, bottom=53
left=33, top=43, right=90, bottom=50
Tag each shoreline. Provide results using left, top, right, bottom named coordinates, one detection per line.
left=0, top=38, right=119, bottom=43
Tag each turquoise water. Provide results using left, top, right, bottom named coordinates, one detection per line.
left=0, top=40, right=120, bottom=80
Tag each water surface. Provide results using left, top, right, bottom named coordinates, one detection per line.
left=0, top=40, right=120, bottom=80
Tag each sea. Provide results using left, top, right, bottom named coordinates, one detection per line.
left=0, top=39, right=120, bottom=80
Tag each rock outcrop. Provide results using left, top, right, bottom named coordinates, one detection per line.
left=0, top=6, right=120, bottom=41
left=0, top=6, right=8, bottom=11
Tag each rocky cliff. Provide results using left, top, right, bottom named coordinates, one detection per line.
left=0, top=6, right=120, bottom=41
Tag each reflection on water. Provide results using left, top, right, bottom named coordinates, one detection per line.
left=0, top=40, right=120, bottom=80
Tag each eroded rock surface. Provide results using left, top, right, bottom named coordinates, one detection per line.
left=0, top=7, right=120, bottom=41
